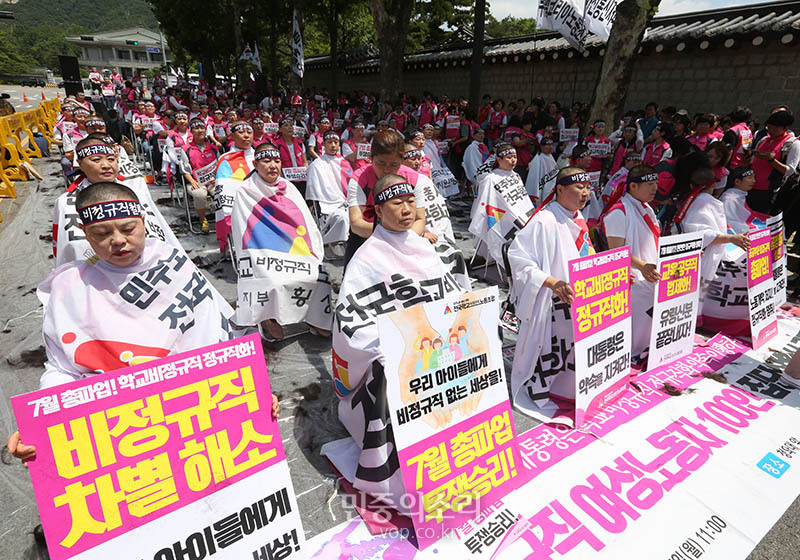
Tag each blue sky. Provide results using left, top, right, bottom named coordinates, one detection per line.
left=492, top=0, right=755, bottom=19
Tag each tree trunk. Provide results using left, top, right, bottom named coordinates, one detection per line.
left=370, top=0, right=414, bottom=103
left=469, top=0, right=485, bottom=111
left=586, top=0, right=661, bottom=132
left=202, top=55, right=215, bottom=87
left=329, top=2, right=339, bottom=95
left=231, top=0, right=247, bottom=88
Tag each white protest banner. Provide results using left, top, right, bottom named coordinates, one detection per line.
left=264, top=122, right=279, bottom=135
left=747, top=228, right=778, bottom=349
left=356, top=143, right=371, bottom=160
left=767, top=213, right=788, bottom=307
left=291, top=8, right=304, bottom=78
left=333, top=118, right=344, bottom=130
left=283, top=166, right=308, bottom=182
left=559, top=128, right=579, bottom=142
left=647, top=232, right=703, bottom=369
left=11, top=335, right=306, bottom=560
left=195, top=159, right=217, bottom=188
left=587, top=141, right=611, bottom=157
left=308, top=323, right=800, bottom=559
left=293, top=126, right=306, bottom=138
left=213, top=123, right=226, bottom=138
left=568, top=247, right=632, bottom=428
left=157, top=137, right=167, bottom=151
left=437, top=140, right=450, bottom=155
left=537, top=0, right=620, bottom=51
left=432, top=166, right=460, bottom=198
left=378, top=287, right=522, bottom=550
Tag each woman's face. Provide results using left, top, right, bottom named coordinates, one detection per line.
left=375, top=193, right=416, bottom=232
left=696, top=122, right=710, bottom=135
left=371, top=153, right=403, bottom=179
left=706, top=149, right=722, bottom=168
left=254, top=154, right=281, bottom=183
left=593, top=123, right=606, bottom=136
left=498, top=152, right=517, bottom=170
left=557, top=180, right=592, bottom=211
left=629, top=179, right=658, bottom=203
left=80, top=152, right=119, bottom=182
left=410, top=135, right=425, bottom=149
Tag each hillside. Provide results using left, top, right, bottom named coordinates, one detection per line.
left=5, top=0, right=158, bottom=31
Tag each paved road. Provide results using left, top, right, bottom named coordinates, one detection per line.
left=0, top=84, right=67, bottom=113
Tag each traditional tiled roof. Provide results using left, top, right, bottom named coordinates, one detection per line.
left=306, top=0, right=800, bottom=71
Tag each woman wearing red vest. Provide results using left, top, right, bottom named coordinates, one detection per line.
left=722, top=107, right=754, bottom=168
left=345, top=131, right=428, bottom=266
left=642, top=122, right=673, bottom=167
left=273, top=116, right=308, bottom=196
left=751, top=110, right=800, bottom=214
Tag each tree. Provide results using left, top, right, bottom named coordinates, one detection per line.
left=406, top=0, right=473, bottom=51
left=586, top=0, right=661, bottom=130
left=370, top=0, right=414, bottom=102
left=484, top=14, right=537, bottom=38
left=469, top=0, right=485, bottom=111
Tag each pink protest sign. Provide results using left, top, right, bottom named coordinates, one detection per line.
left=11, top=334, right=305, bottom=560
left=648, top=232, right=704, bottom=369
left=378, top=287, right=521, bottom=549
left=747, top=228, right=778, bottom=349
left=568, top=247, right=632, bottom=428
left=397, top=402, right=520, bottom=549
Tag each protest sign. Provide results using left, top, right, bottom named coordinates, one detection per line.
left=378, top=287, right=521, bottom=549
left=587, top=142, right=611, bottom=157
left=282, top=166, right=308, bottom=182
left=647, top=232, right=703, bottom=369
left=356, top=143, right=371, bottom=160
left=333, top=118, right=344, bottom=130
left=437, top=141, right=450, bottom=155
left=432, top=167, right=460, bottom=198
left=767, top=213, right=787, bottom=307
left=12, top=334, right=304, bottom=560
left=747, top=228, right=778, bottom=349
left=559, top=128, right=579, bottom=142
left=587, top=171, right=601, bottom=192
left=293, top=126, right=306, bottom=138
left=195, top=160, right=217, bottom=189
left=264, top=122, right=279, bottom=135
left=568, top=247, right=631, bottom=428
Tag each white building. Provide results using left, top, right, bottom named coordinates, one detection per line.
left=65, top=27, right=172, bottom=78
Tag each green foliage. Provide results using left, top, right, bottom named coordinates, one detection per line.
left=407, top=0, right=473, bottom=50
left=0, top=0, right=158, bottom=74
left=485, top=14, right=537, bottom=38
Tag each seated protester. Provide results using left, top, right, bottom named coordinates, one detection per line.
left=346, top=130, right=428, bottom=266
left=55, top=138, right=183, bottom=267
left=329, top=173, right=462, bottom=513
left=183, top=118, right=220, bottom=232
left=406, top=132, right=432, bottom=177
left=308, top=117, right=331, bottom=160
left=641, top=122, right=673, bottom=167
left=722, top=106, right=754, bottom=168
left=602, top=166, right=661, bottom=361
left=52, top=105, right=76, bottom=148
left=163, top=111, right=192, bottom=191
left=422, top=123, right=446, bottom=170
left=469, top=143, right=534, bottom=269
left=341, top=122, right=370, bottom=173
left=8, top=181, right=278, bottom=464
left=306, top=131, right=353, bottom=257
left=61, top=107, right=90, bottom=171
left=706, top=141, right=731, bottom=194
left=273, top=116, right=308, bottom=195
left=462, top=127, right=489, bottom=188
left=582, top=120, right=611, bottom=173
left=209, top=108, right=229, bottom=148
left=508, top=168, right=594, bottom=421
left=403, top=143, right=430, bottom=178
left=230, top=143, right=333, bottom=341
left=687, top=113, right=717, bottom=152
left=213, top=120, right=255, bottom=251
left=608, top=123, right=643, bottom=176
left=73, top=127, right=135, bottom=175
left=720, top=167, right=768, bottom=234
left=595, top=152, right=643, bottom=216
left=252, top=116, right=270, bottom=145
left=524, top=137, right=557, bottom=205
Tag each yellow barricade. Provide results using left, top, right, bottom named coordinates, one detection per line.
left=0, top=117, right=30, bottom=186
left=21, top=110, right=46, bottom=156
left=3, top=113, right=40, bottom=159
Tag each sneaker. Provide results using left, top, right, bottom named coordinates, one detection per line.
left=201, top=218, right=209, bottom=233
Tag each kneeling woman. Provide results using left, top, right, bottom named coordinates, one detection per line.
left=230, top=142, right=333, bottom=340
left=329, top=174, right=462, bottom=513
left=508, top=168, right=594, bottom=420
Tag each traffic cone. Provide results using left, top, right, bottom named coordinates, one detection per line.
left=41, top=91, right=46, bottom=100
left=57, top=91, right=60, bottom=99
left=23, top=92, right=28, bottom=102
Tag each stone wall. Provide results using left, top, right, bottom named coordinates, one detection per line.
left=304, top=41, right=799, bottom=120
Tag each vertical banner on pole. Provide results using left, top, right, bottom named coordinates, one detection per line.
left=647, top=232, right=703, bottom=369
left=291, top=9, right=305, bottom=78
left=568, top=246, right=632, bottom=428
left=747, top=228, right=778, bottom=349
